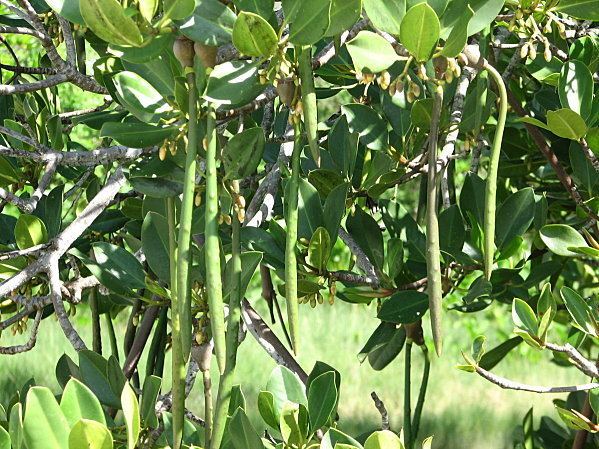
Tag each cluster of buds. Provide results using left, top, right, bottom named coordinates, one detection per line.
left=355, top=71, right=377, bottom=84
left=299, top=292, right=325, bottom=308
left=173, top=38, right=218, bottom=69
left=218, top=213, right=232, bottom=226
left=233, top=192, right=246, bottom=224
left=10, top=316, right=28, bottom=336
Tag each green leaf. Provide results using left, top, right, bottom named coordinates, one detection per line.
left=140, top=376, right=161, bottom=428
left=362, top=0, right=405, bottom=35
left=0, top=156, right=19, bottom=187
left=121, top=382, right=140, bottom=449
left=141, top=212, right=171, bottom=282
left=555, top=0, right=599, bottom=20
left=364, top=430, right=402, bottom=449
left=478, top=336, right=522, bottom=370
left=346, top=31, right=399, bottom=74
left=130, top=176, right=184, bottom=198
left=23, top=387, right=70, bottom=449
left=439, top=204, right=465, bottom=255
left=60, top=378, right=106, bottom=427
left=495, top=188, right=535, bottom=250
left=346, top=206, right=384, bottom=271
left=560, top=287, right=597, bottom=336
left=341, top=103, right=388, bottom=150
left=325, top=0, right=361, bottom=36
left=204, top=61, right=263, bottom=106
left=321, top=428, right=364, bottom=449
left=78, top=242, right=146, bottom=295
left=307, top=371, right=337, bottom=431
left=441, top=0, right=505, bottom=38
left=9, top=403, right=23, bottom=449
left=100, top=121, right=177, bottom=147
left=559, top=61, right=594, bottom=119
left=540, top=224, right=588, bottom=257
left=113, top=71, right=169, bottom=124
left=223, top=127, right=266, bottom=179
left=230, top=407, right=264, bottom=449
left=45, top=0, right=84, bottom=25
left=590, top=388, right=599, bottom=416
left=163, top=0, right=194, bottom=21
left=223, top=251, right=263, bottom=302
left=378, top=290, right=429, bottom=324
left=292, top=178, right=324, bottom=240
left=80, top=0, right=143, bottom=46
left=471, top=335, right=486, bottom=362
left=512, top=298, right=538, bottom=335
left=232, top=11, right=278, bottom=57
left=440, top=4, right=473, bottom=57
left=308, top=227, right=332, bottom=273
left=285, top=0, right=332, bottom=45
left=15, top=214, right=48, bottom=250
left=518, top=116, right=550, bottom=130
left=78, top=351, right=121, bottom=408
left=323, top=182, right=348, bottom=244
left=176, top=0, right=237, bottom=46
left=139, top=0, right=158, bottom=22
left=556, top=406, right=595, bottom=431
left=257, top=391, right=279, bottom=429
left=266, top=366, right=307, bottom=421
left=537, top=283, right=556, bottom=339
left=68, top=420, right=113, bottom=449
left=234, top=0, right=274, bottom=18
left=0, top=427, right=10, bottom=449
left=546, top=108, right=588, bottom=140
left=399, top=3, right=440, bottom=62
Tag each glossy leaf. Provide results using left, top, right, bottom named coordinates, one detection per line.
left=555, top=0, right=599, bottom=20
left=559, top=61, right=594, bottom=119
left=176, top=0, right=236, bottom=46
left=23, top=387, right=70, bottom=449
left=80, top=0, right=142, bottom=46
left=400, top=3, right=440, bottom=62
left=440, top=4, right=473, bottom=57
left=346, top=31, right=399, bottom=74
left=378, top=290, right=428, bottom=324
left=308, top=227, right=331, bottom=273
left=285, top=0, right=332, bottom=45
left=364, top=430, right=402, bottom=449
left=342, top=103, right=388, bottom=150
left=546, top=108, right=588, bottom=140
left=121, top=382, right=140, bottom=449
left=326, top=0, right=361, bottom=36
left=100, top=121, right=177, bottom=147
left=60, top=378, right=106, bottom=427
left=495, top=188, right=535, bottom=250
left=204, top=61, right=263, bottom=106
left=232, top=11, right=278, bottom=57
left=512, top=299, right=538, bottom=335
left=45, top=0, right=84, bottom=24
left=540, top=224, right=588, bottom=257
left=266, top=366, right=307, bottom=421
left=163, top=0, right=194, bottom=21
left=141, top=212, right=171, bottom=282
left=68, top=420, right=113, bottom=449
left=307, top=371, right=337, bottom=431
left=223, top=127, right=266, bottom=179
left=363, top=0, right=405, bottom=35
left=15, top=214, right=48, bottom=250
left=560, top=287, right=597, bottom=336
left=229, top=407, right=264, bottom=449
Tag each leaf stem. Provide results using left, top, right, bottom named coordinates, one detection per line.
left=426, top=85, right=444, bottom=356
left=482, top=62, right=508, bottom=280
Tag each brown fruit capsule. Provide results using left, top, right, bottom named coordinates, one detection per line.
left=194, top=42, right=217, bottom=69
left=173, top=37, right=195, bottom=68
left=276, top=77, right=295, bottom=107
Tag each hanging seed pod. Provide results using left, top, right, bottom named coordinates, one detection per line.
left=236, top=208, right=245, bottom=223
left=235, top=195, right=246, bottom=209
left=173, top=37, right=195, bottom=68
left=544, top=42, right=552, bottom=62
left=159, top=144, right=167, bottom=161
left=388, top=79, right=398, bottom=96
left=194, top=43, right=217, bottom=69
left=276, top=77, right=295, bottom=107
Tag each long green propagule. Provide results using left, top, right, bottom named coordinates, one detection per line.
left=461, top=45, right=508, bottom=281
left=298, top=45, right=320, bottom=166
left=285, top=115, right=302, bottom=355
left=481, top=62, right=507, bottom=281
left=210, top=180, right=243, bottom=449
left=204, top=101, right=226, bottom=374
left=426, top=85, right=444, bottom=357
left=171, top=36, right=197, bottom=449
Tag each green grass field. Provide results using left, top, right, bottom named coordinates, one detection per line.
left=0, top=295, right=583, bottom=448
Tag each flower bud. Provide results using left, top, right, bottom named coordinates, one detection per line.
left=159, top=144, right=167, bottom=161
left=378, top=71, right=391, bottom=90
left=276, top=77, right=295, bottom=107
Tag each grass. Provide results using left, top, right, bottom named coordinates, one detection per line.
left=0, top=294, right=583, bottom=448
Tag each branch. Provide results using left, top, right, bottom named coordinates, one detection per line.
left=0, top=310, right=42, bottom=354
left=370, top=392, right=390, bottom=430
left=240, top=299, right=308, bottom=383
left=338, top=228, right=379, bottom=288
left=473, top=364, right=599, bottom=393
left=580, top=139, right=599, bottom=172
left=545, top=342, right=599, bottom=378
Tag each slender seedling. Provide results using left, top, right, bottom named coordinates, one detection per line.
left=426, top=85, right=444, bottom=356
